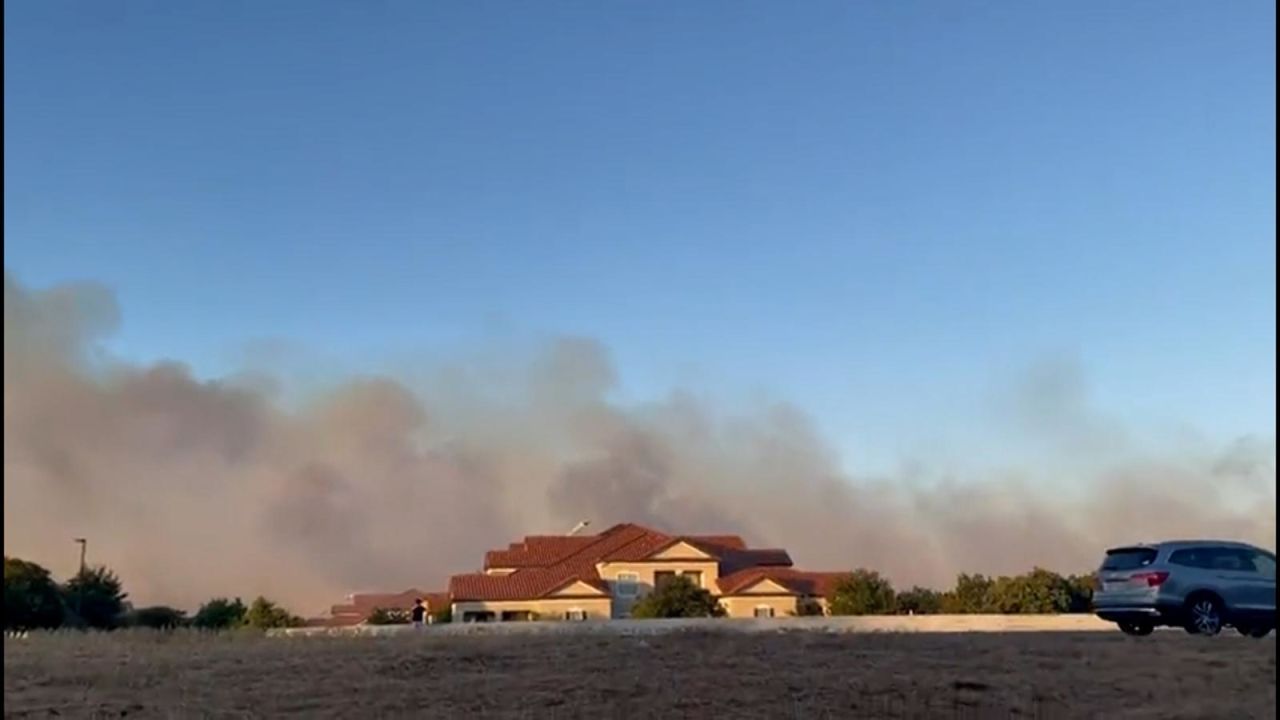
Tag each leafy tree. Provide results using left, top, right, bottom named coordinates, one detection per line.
left=630, top=575, right=725, bottom=618
left=895, top=586, right=943, bottom=615
left=127, top=606, right=188, bottom=630
left=366, top=607, right=410, bottom=625
left=828, top=570, right=897, bottom=616
left=192, top=598, right=247, bottom=630
left=62, top=566, right=127, bottom=629
left=1064, top=574, right=1095, bottom=613
left=4, top=557, right=65, bottom=631
left=242, top=596, right=305, bottom=630
left=987, top=568, right=1075, bottom=614
left=431, top=606, right=452, bottom=624
left=941, top=573, right=995, bottom=614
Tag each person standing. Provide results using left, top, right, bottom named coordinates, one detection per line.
left=410, top=599, right=426, bottom=630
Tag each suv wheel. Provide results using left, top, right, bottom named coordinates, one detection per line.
left=1119, top=621, right=1153, bottom=636
left=1246, top=625, right=1273, bottom=639
left=1185, top=596, right=1224, bottom=636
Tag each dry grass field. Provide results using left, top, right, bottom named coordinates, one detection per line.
left=4, top=629, right=1275, bottom=719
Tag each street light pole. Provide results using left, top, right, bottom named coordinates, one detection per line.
left=73, top=538, right=87, bottom=618
left=74, top=538, right=87, bottom=575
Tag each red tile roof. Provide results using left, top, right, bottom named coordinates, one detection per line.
left=484, top=535, right=596, bottom=569
left=717, top=568, right=848, bottom=597
left=454, top=523, right=813, bottom=602
left=455, top=524, right=666, bottom=601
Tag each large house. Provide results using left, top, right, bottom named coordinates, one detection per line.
left=309, top=522, right=845, bottom=625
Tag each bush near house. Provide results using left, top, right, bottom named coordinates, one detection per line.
left=631, top=575, right=725, bottom=619
left=793, top=597, right=825, bottom=616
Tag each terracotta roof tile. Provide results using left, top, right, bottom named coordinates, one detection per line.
left=717, top=568, right=848, bottom=597
left=453, top=522, right=822, bottom=603
left=484, top=535, right=597, bottom=569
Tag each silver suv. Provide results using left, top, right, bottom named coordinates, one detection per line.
left=1092, top=540, right=1276, bottom=637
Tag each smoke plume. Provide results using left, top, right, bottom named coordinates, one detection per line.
left=4, top=273, right=1275, bottom=613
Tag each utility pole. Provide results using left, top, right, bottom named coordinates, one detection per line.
left=73, top=538, right=87, bottom=618
left=74, top=537, right=87, bottom=575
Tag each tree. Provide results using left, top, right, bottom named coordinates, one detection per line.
left=630, top=576, right=725, bottom=619
left=431, top=605, right=452, bottom=624
left=986, top=568, right=1075, bottom=614
left=1064, top=574, right=1095, bottom=613
left=127, top=606, right=188, bottom=630
left=62, top=566, right=127, bottom=629
left=941, top=573, right=995, bottom=614
left=242, top=596, right=305, bottom=630
left=4, top=557, right=65, bottom=631
left=192, top=598, right=247, bottom=630
left=828, top=570, right=896, bottom=616
left=895, top=586, right=943, bottom=615
left=366, top=607, right=410, bottom=625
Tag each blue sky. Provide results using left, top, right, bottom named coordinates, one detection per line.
left=5, top=1, right=1275, bottom=473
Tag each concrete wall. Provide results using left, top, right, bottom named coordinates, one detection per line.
left=595, top=560, right=720, bottom=617
left=275, top=614, right=1118, bottom=638
left=451, top=597, right=612, bottom=622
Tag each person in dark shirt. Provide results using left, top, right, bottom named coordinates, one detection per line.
left=410, top=599, right=426, bottom=629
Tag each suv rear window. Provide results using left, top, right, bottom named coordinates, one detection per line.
left=1102, top=547, right=1158, bottom=570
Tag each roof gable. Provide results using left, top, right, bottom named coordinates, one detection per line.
left=548, top=579, right=610, bottom=597
left=649, top=539, right=715, bottom=561
left=737, top=577, right=796, bottom=595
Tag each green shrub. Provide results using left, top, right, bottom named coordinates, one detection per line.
left=192, top=598, right=248, bottom=630
left=630, top=576, right=725, bottom=619
left=126, top=606, right=189, bottom=629
left=3, top=557, right=65, bottom=631
left=242, top=596, right=304, bottom=630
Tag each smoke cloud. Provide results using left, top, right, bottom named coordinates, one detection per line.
left=4, top=273, right=1274, bottom=613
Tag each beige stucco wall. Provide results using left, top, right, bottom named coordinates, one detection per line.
left=719, top=595, right=800, bottom=618
left=451, top=598, right=612, bottom=621
left=595, top=560, right=721, bottom=618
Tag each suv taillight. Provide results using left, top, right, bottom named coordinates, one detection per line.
left=1131, top=571, right=1169, bottom=587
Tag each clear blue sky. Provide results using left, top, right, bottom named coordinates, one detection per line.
left=5, top=1, right=1275, bottom=472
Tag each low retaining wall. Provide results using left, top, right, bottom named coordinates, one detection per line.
left=272, top=614, right=1114, bottom=638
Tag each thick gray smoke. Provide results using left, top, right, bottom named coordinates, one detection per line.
left=4, top=273, right=1274, bottom=614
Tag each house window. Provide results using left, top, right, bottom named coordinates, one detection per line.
left=754, top=606, right=775, bottom=618
left=654, top=571, right=677, bottom=590
left=564, top=608, right=586, bottom=621
left=682, top=571, right=703, bottom=588
left=616, top=572, right=640, bottom=597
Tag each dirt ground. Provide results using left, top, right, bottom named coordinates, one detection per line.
left=4, top=629, right=1275, bottom=719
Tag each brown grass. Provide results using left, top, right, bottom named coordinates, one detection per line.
left=4, top=629, right=1275, bottom=719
